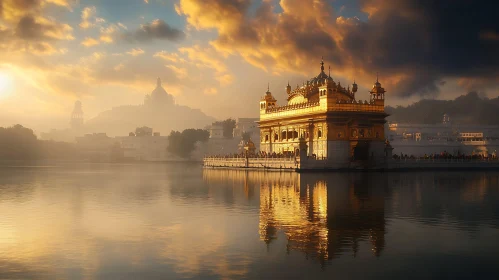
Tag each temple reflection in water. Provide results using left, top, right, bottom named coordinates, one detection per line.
left=202, top=170, right=387, bottom=263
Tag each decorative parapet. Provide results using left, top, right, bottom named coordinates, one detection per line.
left=265, top=101, right=320, bottom=113
left=261, top=101, right=324, bottom=121
left=328, top=102, right=385, bottom=113
left=260, top=99, right=385, bottom=121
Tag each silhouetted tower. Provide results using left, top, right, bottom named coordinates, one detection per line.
left=70, top=100, right=84, bottom=129
left=369, top=73, right=386, bottom=106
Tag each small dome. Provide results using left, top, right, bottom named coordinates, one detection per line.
left=150, top=78, right=174, bottom=105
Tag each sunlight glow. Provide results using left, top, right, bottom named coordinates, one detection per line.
left=0, top=72, right=12, bottom=94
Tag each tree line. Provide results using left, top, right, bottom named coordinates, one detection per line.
left=0, top=124, right=78, bottom=160
left=386, top=92, right=499, bottom=125
left=167, top=129, right=210, bottom=158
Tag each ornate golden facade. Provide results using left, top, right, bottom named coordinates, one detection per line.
left=259, top=59, right=388, bottom=162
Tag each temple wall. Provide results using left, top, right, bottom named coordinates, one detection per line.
left=327, top=141, right=350, bottom=163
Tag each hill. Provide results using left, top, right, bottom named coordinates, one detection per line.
left=386, top=92, right=499, bottom=125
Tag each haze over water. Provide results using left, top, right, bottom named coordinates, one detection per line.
left=0, top=163, right=498, bottom=279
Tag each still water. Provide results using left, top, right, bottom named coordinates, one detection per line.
left=0, top=162, right=498, bottom=279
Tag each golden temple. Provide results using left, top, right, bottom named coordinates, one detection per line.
left=258, top=58, right=388, bottom=163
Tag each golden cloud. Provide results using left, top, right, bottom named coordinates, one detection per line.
left=166, top=65, right=188, bottom=79
left=154, top=51, right=183, bottom=63
left=176, top=0, right=339, bottom=76
left=203, top=87, right=218, bottom=95
left=179, top=45, right=227, bottom=73
left=81, top=37, right=100, bottom=47
left=79, top=6, right=97, bottom=29
left=126, top=48, right=145, bottom=56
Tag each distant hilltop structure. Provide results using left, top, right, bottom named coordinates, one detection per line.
left=42, top=77, right=215, bottom=141
left=144, top=78, right=175, bottom=107
left=70, top=100, right=84, bottom=129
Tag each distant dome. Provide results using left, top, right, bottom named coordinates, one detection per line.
left=150, top=78, right=174, bottom=106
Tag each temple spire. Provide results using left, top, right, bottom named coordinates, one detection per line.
left=328, top=66, right=331, bottom=77
left=376, top=72, right=379, bottom=83
left=320, top=56, right=324, bottom=72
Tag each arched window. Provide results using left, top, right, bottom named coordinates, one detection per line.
left=293, top=131, right=298, bottom=139
left=359, top=129, right=365, bottom=138
left=351, top=129, right=357, bottom=137
left=318, top=130, right=322, bottom=138
left=265, top=135, right=269, bottom=142
left=274, top=133, right=279, bottom=141
left=282, top=131, right=287, bottom=140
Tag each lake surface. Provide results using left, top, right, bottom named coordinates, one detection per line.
left=0, top=162, right=498, bottom=280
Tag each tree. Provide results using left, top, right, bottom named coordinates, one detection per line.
left=213, top=118, right=236, bottom=139
left=386, top=92, right=499, bottom=125
left=0, top=124, right=40, bottom=159
left=242, top=131, right=252, bottom=141
left=135, top=126, right=153, bottom=137
left=167, top=129, right=210, bottom=158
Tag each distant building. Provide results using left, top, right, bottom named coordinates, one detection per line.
left=387, top=114, right=499, bottom=155
left=116, top=128, right=169, bottom=161
left=70, top=101, right=84, bottom=129
left=75, top=133, right=117, bottom=160
left=209, top=123, right=224, bottom=139
left=144, top=78, right=175, bottom=107
left=233, top=118, right=259, bottom=138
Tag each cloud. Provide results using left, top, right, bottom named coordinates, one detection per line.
left=178, top=45, right=234, bottom=87
left=176, top=0, right=499, bottom=98
left=338, top=0, right=499, bottom=96
left=126, top=48, right=145, bottom=56
left=0, top=0, right=74, bottom=57
left=121, top=19, right=185, bottom=43
left=154, top=51, right=184, bottom=63
left=0, top=0, right=74, bottom=21
left=166, top=65, right=187, bottom=79
left=81, top=37, right=99, bottom=47
left=15, top=14, right=73, bottom=41
left=79, top=6, right=105, bottom=29
left=45, top=0, right=76, bottom=10
left=98, top=23, right=124, bottom=43
left=179, top=45, right=226, bottom=73
left=203, top=87, right=218, bottom=95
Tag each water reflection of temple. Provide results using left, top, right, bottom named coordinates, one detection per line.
left=259, top=174, right=386, bottom=263
left=202, top=170, right=386, bottom=263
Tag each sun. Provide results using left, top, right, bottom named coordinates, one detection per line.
left=0, top=72, right=11, bottom=93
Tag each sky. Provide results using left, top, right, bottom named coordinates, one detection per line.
left=0, top=0, right=498, bottom=133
